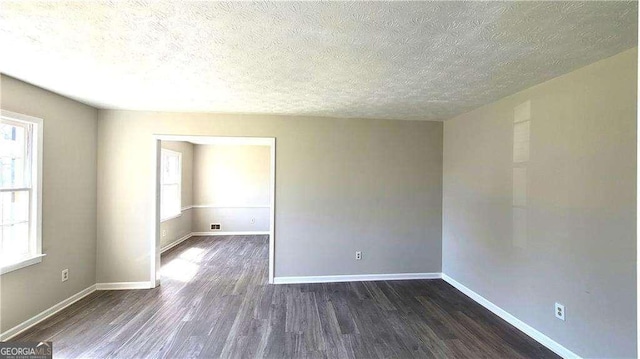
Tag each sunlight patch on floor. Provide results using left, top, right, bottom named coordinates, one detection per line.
left=160, top=248, right=204, bottom=283
left=179, top=247, right=205, bottom=263
left=161, top=258, right=199, bottom=282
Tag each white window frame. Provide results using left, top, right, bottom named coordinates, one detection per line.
left=160, top=148, right=182, bottom=222
left=0, top=110, right=44, bottom=275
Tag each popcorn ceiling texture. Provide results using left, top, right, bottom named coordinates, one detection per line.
left=0, top=1, right=637, bottom=121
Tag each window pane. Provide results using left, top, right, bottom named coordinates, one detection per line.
left=162, top=153, right=180, bottom=183
left=1, top=222, right=29, bottom=263
left=167, top=155, right=176, bottom=181
left=1, top=190, right=29, bottom=225
left=160, top=149, right=181, bottom=220
left=162, top=154, right=170, bottom=183
left=1, top=190, right=30, bottom=264
left=161, top=184, right=180, bottom=219
left=0, top=121, right=29, bottom=189
left=0, top=115, right=40, bottom=268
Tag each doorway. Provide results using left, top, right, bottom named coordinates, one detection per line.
left=150, top=135, right=276, bottom=286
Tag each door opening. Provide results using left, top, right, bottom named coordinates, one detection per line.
left=151, top=135, right=276, bottom=286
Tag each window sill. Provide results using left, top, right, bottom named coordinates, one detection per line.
left=161, top=213, right=182, bottom=223
left=1, top=254, right=46, bottom=275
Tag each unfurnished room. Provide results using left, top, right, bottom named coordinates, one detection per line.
left=0, top=1, right=637, bottom=359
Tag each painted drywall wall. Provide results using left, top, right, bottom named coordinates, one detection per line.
left=0, top=75, right=98, bottom=332
left=192, top=144, right=270, bottom=232
left=160, top=210, right=192, bottom=250
left=192, top=207, right=269, bottom=233
left=97, top=113, right=443, bottom=282
left=442, top=48, right=637, bottom=358
left=160, top=141, right=193, bottom=249
left=193, top=144, right=270, bottom=206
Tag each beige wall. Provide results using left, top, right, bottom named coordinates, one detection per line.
left=194, top=145, right=271, bottom=207
left=193, top=144, right=270, bottom=206
left=160, top=210, right=193, bottom=250
left=0, top=75, right=98, bottom=332
left=159, top=141, right=193, bottom=249
left=97, top=113, right=443, bottom=282
left=192, top=207, right=270, bottom=233
left=192, top=144, right=270, bottom=232
left=443, top=48, right=637, bottom=358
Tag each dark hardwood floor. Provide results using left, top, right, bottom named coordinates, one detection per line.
left=13, top=235, right=559, bottom=358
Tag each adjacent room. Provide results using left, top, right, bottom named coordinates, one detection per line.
left=0, top=1, right=637, bottom=358
left=158, top=137, right=274, bottom=284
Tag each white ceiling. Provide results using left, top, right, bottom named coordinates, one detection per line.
left=0, top=1, right=636, bottom=121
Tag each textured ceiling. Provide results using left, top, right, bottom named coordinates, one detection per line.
left=0, top=1, right=637, bottom=121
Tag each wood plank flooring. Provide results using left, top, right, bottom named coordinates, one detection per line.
left=13, top=235, right=559, bottom=358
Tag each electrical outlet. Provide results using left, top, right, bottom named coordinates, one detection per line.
left=61, top=269, right=69, bottom=282
left=355, top=251, right=362, bottom=260
left=555, top=303, right=565, bottom=321
left=210, top=223, right=221, bottom=230
left=162, top=230, right=167, bottom=237
left=250, top=218, right=256, bottom=225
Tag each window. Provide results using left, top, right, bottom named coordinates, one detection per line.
left=161, top=149, right=181, bottom=221
left=0, top=110, right=43, bottom=274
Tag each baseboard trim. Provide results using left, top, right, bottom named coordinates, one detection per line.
left=96, top=281, right=153, bottom=290
left=441, top=274, right=580, bottom=359
left=191, top=205, right=270, bottom=209
left=160, top=232, right=193, bottom=253
left=192, top=231, right=270, bottom=236
left=273, top=272, right=442, bottom=284
left=0, top=284, right=96, bottom=341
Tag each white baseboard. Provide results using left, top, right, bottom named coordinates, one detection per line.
left=96, top=281, right=153, bottom=290
left=191, top=205, right=270, bottom=209
left=160, top=232, right=193, bottom=253
left=0, top=284, right=96, bottom=341
left=192, top=231, right=270, bottom=236
left=441, top=274, right=580, bottom=359
left=273, top=272, right=442, bottom=284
